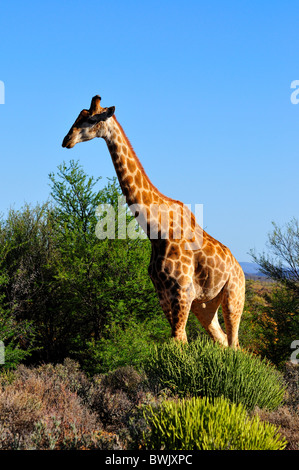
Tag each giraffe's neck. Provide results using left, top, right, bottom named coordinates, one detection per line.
left=104, top=116, right=171, bottom=235
left=104, top=116, right=160, bottom=206
left=103, top=116, right=195, bottom=244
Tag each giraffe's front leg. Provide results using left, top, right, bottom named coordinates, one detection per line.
left=149, top=258, right=195, bottom=343
left=154, top=283, right=193, bottom=343
left=168, top=293, right=191, bottom=342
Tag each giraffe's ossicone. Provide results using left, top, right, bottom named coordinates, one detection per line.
left=62, top=95, right=245, bottom=348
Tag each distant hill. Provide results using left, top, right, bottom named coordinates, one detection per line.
left=239, top=262, right=269, bottom=280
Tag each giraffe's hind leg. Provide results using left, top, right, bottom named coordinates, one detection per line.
left=191, top=293, right=228, bottom=346
left=221, top=274, right=245, bottom=349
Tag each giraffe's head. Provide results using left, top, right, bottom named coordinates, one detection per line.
left=62, top=95, right=115, bottom=148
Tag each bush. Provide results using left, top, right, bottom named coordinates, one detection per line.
left=144, top=337, right=286, bottom=411
left=82, top=316, right=169, bottom=375
left=283, top=361, right=299, bottom=411
left=0, top=360, right=118, bottom=450
left=253, top=362, right=299, bottom=450
left=255, top=285, right=299, bottom=368
left=142, top=396, right=287, bottom=450
left=90, top=366, right=151, bottom=432
left=33, top=359, right=93, bottom=405
left=255, top=406, right=299, bottom=451
left=0, top=360, right=157, bottom=450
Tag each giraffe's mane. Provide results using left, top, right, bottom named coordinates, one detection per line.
left=112, top=115, right=181, bottom=205
left=112, top=115, right=147, bottom=172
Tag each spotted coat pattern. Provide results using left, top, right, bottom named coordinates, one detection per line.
left=62, top=96, right=245, bottom=347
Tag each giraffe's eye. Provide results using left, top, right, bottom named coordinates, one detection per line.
left=87, top=117, right=97, bottom=124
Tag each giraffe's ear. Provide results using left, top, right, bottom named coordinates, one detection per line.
left=88, top=106, right=115, bottom=124
left=106, top=106, right=116, bottom=118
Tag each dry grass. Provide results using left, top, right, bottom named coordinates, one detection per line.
left=0, top=358, right=298, bottom=450
left=0, top=360, right=153, bottom=450
left=0, top=360, right=122, bottom=449
left=255, top=406, right=299, bottom=450
left=254, top=362, right=299, bottom=450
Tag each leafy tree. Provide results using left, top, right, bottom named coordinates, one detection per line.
left=0, top=274, right=32, bottom=368
left=250, top=218, right=299, bottom=367
left=0, top=160, right=164, bottom=369
left=48, top=160, right=162, bottom=365
left=251, top=218, right=299, bottom=294
left=259, top=285, right=299, bottom=368
left=0, top=207, right=44, bottom=366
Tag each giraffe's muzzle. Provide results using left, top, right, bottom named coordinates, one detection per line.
left=62, top=135, right=73, bottom=148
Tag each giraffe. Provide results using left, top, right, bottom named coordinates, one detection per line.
left=62, top=95, right=245, bottom=348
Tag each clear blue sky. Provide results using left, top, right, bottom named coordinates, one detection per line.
left=0, top=0, right=298, bottom=262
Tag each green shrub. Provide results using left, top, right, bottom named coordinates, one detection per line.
left=144, top=337, right=286, bottom=411
left=143, top=396, right=287, bottom=450
left=82, top=316, right=169, bottom=375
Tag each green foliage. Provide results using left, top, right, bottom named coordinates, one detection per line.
left=0, top=160, right=163, bottom=367
left=238, top=280, right=299, bottom=368
left=248, top=218, right=299, bottom=367
left=47, top=160, right=162, bottom=364
left=143, top=396, right=287, bottom=450
left=81, top=316, right=170, bottom=375
left=1, top=159, right=296, bottom=450
left=236, top=280, right=270, bottom=354
left=255, top=285, right=299, bottom=368
left=144, top=336, right=286, bottom=411
left=0, top=201, right=67, bottom=363
left=0, top=237, right=35, bottom=369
